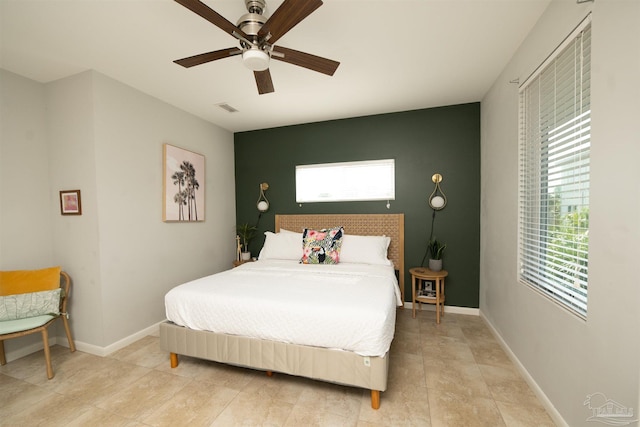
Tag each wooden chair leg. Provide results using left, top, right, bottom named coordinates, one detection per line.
left=41, top=329, right=54, bottom=379
left=0, top=340, right=6, bottom=365
left=61, top=316, right=76, bottom=352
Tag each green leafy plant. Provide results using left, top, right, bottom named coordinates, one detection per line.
left=236, top=223, right=257, bottom=252
left=428, top=238, right=446, bottom=260
left=547, top=206, right=589, bottom=291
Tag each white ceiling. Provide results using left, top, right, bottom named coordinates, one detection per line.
left=0, top=0, right=550, bottom=133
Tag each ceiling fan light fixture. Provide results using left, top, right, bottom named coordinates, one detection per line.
left=243, top=48, right=270, bottom=71
left=173, top=0, right=340, bottom=94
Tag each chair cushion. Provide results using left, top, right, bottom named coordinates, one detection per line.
left=0, top=289, right=61, bottom=321
left=0, top=266, right=61, bottom=296
left=0, top=315, right=56, bottom=335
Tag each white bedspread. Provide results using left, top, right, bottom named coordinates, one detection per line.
left=164, top=260, right=402, bottom=357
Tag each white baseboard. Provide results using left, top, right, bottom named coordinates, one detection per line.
left=73, top=321, right=163, bottom=357
left=3, top=321, right=163, bottom=362
left=404, top=302, right=480, bottom=316
left=479, top=311, right=568, bottom=427
left=3, top=341, right=47, bottom=363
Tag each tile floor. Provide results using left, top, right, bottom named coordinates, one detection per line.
left=0, top=309, right=556, bottom=426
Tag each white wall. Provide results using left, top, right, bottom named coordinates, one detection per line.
left=0, top=70, right=53, bottom=267
left=2, top=69, right=236, bottom=354
left=0, top=69, right=56, bottom=355
left=47, top=71, right=105, bottom=346
left=481, top=1, right=640, bottom=426
left=90, top=72, right=236, bottom=345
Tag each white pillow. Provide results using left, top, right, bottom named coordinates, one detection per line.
left=340, top=234, right=392, bottom=266
left=258, top=231, right=303, bottom=261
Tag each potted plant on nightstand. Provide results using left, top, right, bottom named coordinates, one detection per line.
left=427, top=238, right=446, bottom=272
left=236, top=223, right=257, bottom=261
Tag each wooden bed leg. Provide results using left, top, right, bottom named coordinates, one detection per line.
left=371, top=390, right=380, bottom=409
left=170, top=352, right=179, bottom=368
left=266, top=370, right=273, bottom=377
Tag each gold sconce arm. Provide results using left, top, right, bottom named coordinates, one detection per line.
left=257, top=182, right=269, bottom=212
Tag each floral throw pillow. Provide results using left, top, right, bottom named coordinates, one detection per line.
left=301, top=226, right=344, bottom=264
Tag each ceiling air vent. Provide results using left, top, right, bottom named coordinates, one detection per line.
left=217, top=103, right=239, bottom=113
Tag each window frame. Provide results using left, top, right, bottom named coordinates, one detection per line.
left=517, top=15, right=591, bottom=319
left=295, top=159, right=395, bottom=204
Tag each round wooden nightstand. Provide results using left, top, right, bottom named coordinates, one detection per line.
left=410, top=267, right=449, bottom=323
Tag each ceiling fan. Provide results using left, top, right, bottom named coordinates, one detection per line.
left=173, top=0, right=340, bottom=94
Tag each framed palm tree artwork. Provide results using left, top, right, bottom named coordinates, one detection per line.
left=163, top=144, right=205, bottom=222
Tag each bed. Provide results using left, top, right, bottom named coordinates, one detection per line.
left=159, top=213, right=404, bottom=409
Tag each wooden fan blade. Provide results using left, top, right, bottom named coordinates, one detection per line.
left=174, top=47, right=242, bottom=68
left=258, top=0, right=323, bottom=45
left=254, top=70, right=274, bottom=94
left=272, top=46, right=339, bottom=76
left=174, top=0, right=248, bottom=40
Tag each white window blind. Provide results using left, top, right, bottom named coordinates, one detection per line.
left=518, top=17, right=591, bottom=318
left=296, top=159, right=395, bottom=203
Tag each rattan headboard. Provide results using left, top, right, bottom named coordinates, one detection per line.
left=275, top=214, right=405, bottom=303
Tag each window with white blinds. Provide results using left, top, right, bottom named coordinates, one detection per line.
left=518, top=17, right=591, bottom=318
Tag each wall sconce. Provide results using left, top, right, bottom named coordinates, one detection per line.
left=256, top=182, right=269, bottom=212
left=421, top=173, right=447, bottom=267
left=428, top=173, right=447, bottom=210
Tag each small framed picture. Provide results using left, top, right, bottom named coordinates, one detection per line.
left=60, top=190, right=82, bottom=215
left=424, top=280, right=434, bottom=293
left=419, top=280, right=435, bottom=298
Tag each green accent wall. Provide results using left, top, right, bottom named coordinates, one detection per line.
left=234, top=103, right=480, bottom=308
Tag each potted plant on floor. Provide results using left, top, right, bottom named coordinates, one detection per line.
left=427, top=238, right=446, bottom=272
left=236, top=223, right=257, bottom=261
